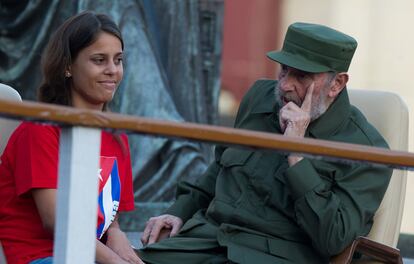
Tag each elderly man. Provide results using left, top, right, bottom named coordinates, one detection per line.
left=138, top=22, right=392, bottom=263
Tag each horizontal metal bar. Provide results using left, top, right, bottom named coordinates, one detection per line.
left=1, top=98, right=414, bottom=170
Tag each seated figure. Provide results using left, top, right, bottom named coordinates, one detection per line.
left=138, top=22, right=392, bottom=264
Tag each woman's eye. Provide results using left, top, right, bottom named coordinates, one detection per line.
left=92, top=58, right=105, bottom=64
left=115, top=57, right=123, bottom=65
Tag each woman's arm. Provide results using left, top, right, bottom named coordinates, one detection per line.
left=105, top=216, right=144, bottom=263
left=96, top=239, right=131, bottom=264
left=32, top=189, right=56, bottom=233
left=32, top=189, right=140, bottom=264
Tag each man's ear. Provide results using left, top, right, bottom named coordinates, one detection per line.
left=328, top=72, right=348, bottom=98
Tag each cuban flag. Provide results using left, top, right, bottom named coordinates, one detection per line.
left=96, top=156, right=121, bottom=239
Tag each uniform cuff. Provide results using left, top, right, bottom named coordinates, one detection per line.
left=285, top=158, right=324, bottom=200
left=165, top=196, right=196, bottom=222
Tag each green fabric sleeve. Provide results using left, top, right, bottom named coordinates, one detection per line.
left=165, top=148, right=223, bottom=222
left=285, top=159, right=324, bottom=200
left=285, top=158, right=392, bottom=256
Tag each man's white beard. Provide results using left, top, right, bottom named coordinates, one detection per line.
left=274, top=83, right=330, bottom=121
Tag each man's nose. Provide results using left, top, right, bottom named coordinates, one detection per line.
left=279, top=73, right=295, bottom=92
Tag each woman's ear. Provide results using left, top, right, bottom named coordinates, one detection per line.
left=65, top=65, right=72, bottom=78
left=328, top=72, right=348, bottom=98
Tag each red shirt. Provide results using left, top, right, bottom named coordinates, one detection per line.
left=0, top=122, right=135, bottom=264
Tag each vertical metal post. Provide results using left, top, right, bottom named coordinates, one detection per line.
left=0, top=241, right=6, bottom=264
left=54, top=126, right=101, bottom=264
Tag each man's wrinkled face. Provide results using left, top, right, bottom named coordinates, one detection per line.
left=275, top=65, right=335, bottom=120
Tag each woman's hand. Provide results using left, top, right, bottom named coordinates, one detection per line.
left=96, top=239, right=133, bottom=264
left=105, top=218, right=145, bottom=264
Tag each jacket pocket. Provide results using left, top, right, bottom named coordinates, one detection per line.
left=220, top=148, right=254, bottom=167
left=310, top=159, right=337, bottom=184
left=267, top=237, right=323, bottom=263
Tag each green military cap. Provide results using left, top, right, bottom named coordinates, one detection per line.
left=267, top=22, right=357, bottom=73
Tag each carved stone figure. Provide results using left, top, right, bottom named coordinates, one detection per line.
left=0, top=0, right=223, bottom=230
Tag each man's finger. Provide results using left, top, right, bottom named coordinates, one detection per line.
left=140, top=221, right=154, bottom=245
left=280, top=107, right=297, bottom=119
left=301, top=82, right=314, bottom=112
left=169, top=220, right=182, bottom=237
left=148, top=221, right=166, bottom=245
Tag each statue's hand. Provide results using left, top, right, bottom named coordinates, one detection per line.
left=140, top=214, right=183, bottom=246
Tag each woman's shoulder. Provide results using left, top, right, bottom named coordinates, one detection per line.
left=14, top=122, right=60, bottom=138
left=2, top=122, right=60, bottom=161
left=101, top=131, right=130, bottom=156
left=16, top=121, right=58, bottom=131
left=101, top=131, right=129, bottom=143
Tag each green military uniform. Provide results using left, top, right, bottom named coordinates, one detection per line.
left=139, top=80, right=392, bottom=264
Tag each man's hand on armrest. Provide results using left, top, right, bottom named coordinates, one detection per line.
left=140, top=214, right=183, bottom=246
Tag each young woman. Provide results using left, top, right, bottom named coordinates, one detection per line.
left=0, top=11, right=144, bottom=264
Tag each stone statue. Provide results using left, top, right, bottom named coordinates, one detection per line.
left=0, top=0, right=223, bottom=230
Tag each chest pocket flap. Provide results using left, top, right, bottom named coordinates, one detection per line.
left=220, top=148, right=254, bottom=167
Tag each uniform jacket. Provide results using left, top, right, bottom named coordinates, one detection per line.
left=146, top=79, right=392, bottom=263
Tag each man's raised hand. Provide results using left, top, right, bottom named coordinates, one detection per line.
left=279, top=82, right=314, bottom=137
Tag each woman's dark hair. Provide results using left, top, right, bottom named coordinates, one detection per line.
left=37, top=11, right=123, bottom=108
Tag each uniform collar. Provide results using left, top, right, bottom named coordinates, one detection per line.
left=307, top=88, right=351, bottom=139
left=250, top=80, right=278, bottom=114
left=245, top=80, right=281, bottom=133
